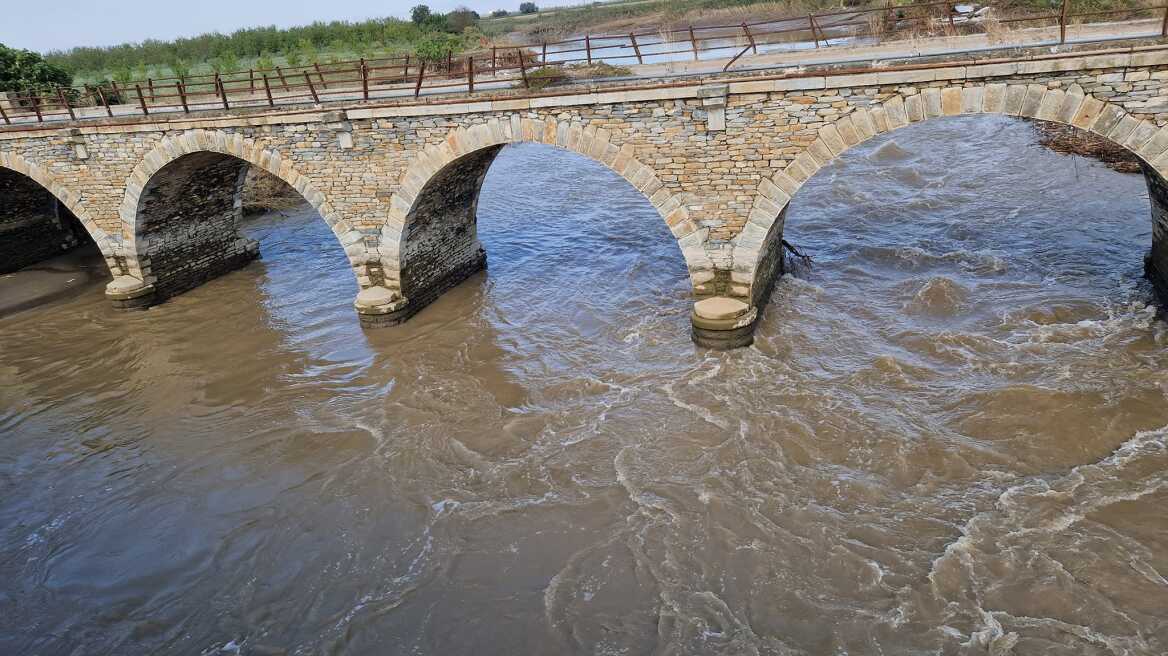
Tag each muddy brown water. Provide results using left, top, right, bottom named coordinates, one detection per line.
left=3, top=115, right=1168, bottom=655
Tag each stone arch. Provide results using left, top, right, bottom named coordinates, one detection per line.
left=119, top=129, right=369, bottom=294
left=0, top=151, right=119, bottom=269
left=735, top=82, right=1168, bottom=306
left=379, top=117, right=714, bottom=305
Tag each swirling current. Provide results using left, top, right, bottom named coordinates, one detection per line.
left=3, top=115, right=1168, bottom=655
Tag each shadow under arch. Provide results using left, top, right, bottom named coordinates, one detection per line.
left=366, top=118, right=712, bottom=328
left=115, top=130, right=371, bottom=304
left=737, top=83, right=1168, bottom=310
left=0, top=152, right=119, bottom=277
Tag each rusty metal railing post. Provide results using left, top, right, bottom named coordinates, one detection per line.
left=0, top=100, right=10, bottom=125
left=689, top=25, right=700, bottom=61
left=541, top=41, right=547, bottom=64
left=585, top=35, right=592, bottom=65
left=360, top=58, right=369, bottom=100
left=1162, top=3, right=1168, bottom=36
left=262, top=74, right=274, bottom=107
left=414, top=61, right=426, bottom=98
left=809, top=14, right=821, bottom=48
left=742, top=22, right=757, bottom=54
left=177, top=81, right=189, bottom=113
left=57, top=87, right=76, bottom=120
left=630, top=33, right=643, bottom=64
left=217, top=78, right=229, bottom=110
left=491, top=47, right=497, bottom=73
left=305, top=72, right=319, bottom=103
left=467, top=56, right=475, bottom=94
left=1059, top=0, right=1069, bottom=43
left=518, top=49, right=529, bottom=88
left=134, top=83, right=148, bottom=115
left=315, top=62, right=327, bottom=89
left=96, top=86, right=113, bottom=117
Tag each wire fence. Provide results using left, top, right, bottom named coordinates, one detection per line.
left=2, top=0, right=1165, bottom=126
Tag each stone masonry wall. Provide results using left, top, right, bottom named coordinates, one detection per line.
left=135, top=151, right=257, bottom=298
left=400, top=145, right=500, bottom=314
left=0, top=167, right=84, bottom=274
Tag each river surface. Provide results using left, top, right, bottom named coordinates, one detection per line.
left=4, top=115, right=1168, bottom=655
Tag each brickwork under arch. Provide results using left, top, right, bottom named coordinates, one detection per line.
left=119, top=129, right=371, bottom=288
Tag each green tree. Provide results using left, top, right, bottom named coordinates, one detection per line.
left=519, top=2, right=538, bottom=14
left=0, top=42, right=73, bottom=97
left=411, top=5, right=432, bottom=25
left=490, top=9, right=508, bottom=17
left=446, top=7, right=479, bottom=32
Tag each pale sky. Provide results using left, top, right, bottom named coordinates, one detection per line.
left=2, top=0, right=584, bottom=53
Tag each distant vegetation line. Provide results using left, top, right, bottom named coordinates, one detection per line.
left=37, top=0, right=820, bottom=85
left=34, top=0, right=1087, bottom=86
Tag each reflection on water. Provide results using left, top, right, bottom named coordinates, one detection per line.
left=3, top=117, right=1168, bottom=655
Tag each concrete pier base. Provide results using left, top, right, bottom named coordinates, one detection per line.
left=105, top=276, right=156, bottom=310
left=354, top=285, right=411, bottom=328
left=691, top=297, right=758, bottom=350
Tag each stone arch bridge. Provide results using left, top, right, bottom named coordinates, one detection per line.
left=6, top=45, right=1168, bottom=348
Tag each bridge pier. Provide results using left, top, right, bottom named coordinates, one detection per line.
left=1144, top=163, right=1168, bottom=306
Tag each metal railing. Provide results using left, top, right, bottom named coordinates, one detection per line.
left=2, top=0, right=1165, bottom=126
